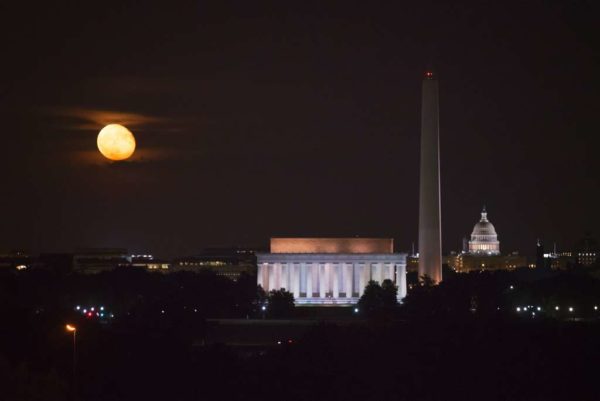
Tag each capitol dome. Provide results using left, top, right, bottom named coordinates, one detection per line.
left=468, top=207, right=500, bottom=255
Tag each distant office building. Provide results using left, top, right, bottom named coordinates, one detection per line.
left=0, top=249, right=30, bottom=271
left=406, top=254, right=419, bottom=273
left=256, top=238, right=407, bottom=306
left=447, top=208, right=527, bottom=272
left=131, top=254, right=171, bottom=272
left=73, top=248, right=131, bottom=274
left=537, top=235, right=599, bottom=270
left=541, top=243, right=576, bottom=270
left=448, top=252, right=526, bottom=272
left=405, top=242, right=419, bottom=272
left=174, top=247, right=257, bottom=281
left=575, top=234, right=598, bottom=266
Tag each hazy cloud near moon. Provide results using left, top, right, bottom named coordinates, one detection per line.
left=47, top=107, right=197, bottom=164
left=50, top=107, right=169, bottom=131
left=72, top=148, right=198, bottom=166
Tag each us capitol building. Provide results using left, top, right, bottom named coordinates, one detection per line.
left=447, top=207, right=526, bottom=272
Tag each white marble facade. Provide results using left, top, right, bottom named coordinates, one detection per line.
left=256, top=253, right=407, bottom=305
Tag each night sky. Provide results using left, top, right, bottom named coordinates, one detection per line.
left=1, top=1, right=598, bottom=257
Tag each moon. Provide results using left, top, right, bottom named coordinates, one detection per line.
left=97, top=124, right=136, bottom=161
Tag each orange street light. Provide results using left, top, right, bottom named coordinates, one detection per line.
left=65, top=324, right=77, bottom=396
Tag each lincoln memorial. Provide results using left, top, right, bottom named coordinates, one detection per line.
left=256, top=238, right=407, bottom=305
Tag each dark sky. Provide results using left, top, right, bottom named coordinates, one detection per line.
left=1, top=0, right=598, bottom=257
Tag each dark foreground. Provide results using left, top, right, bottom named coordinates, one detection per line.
left=2, top=267, right=600, bottom=400
left=2, top=314, right=599, bottom=401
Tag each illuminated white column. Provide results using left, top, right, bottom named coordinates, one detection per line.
left=333, top=264, right=339, bottom=299
left=288, top=263, right=294, bottom=291
left=292, top=264, right=300, bottom=299
left=385, top=264, right=394, bottom=281
left=358, top=264, right=366, bottom=296
left=299, top=263, right=307, bottom=296
left=396, top=263, right=407, bottom=301
left=371, top=263, right=377, bottom=284
left=306, top=263, right=313, bottom=298
left=257, top=264, right=264, bottom=289
left=345, top=263, right=353, bottom=298
left=356, top=263, right=362, bottom=296
left=294, top=263, right=302, bottom=298
left=268, top=263, right=275, bottom=292
left=374, top=263, right=382, bottom=284
left=282, top=263, right=289, bottom=291
left=319, top=263, right=326, bottom=298
left=262, top=264, right=269, bottom=289
left=336, top=264, right=343, bottom=296
left=274, top=263, right=280, bottom=290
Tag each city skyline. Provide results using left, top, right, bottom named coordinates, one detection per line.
left=1, top=1, right=598, bottom=258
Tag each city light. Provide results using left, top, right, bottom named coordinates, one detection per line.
left=354, top=307, right=359, bottom=313
left=261, top=306, right=266, bottom=311
left=516, top=307, right=521, bottom=312
left=569, top=307, right=574, bottom=312
left=555, top=306, right=559, bottom=311
left=595, top=306, right=598, bottom=311
left=537, top=307, right=541, bottom=311
left=66, top=324, right=76, bottom=332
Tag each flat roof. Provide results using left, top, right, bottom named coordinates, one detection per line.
left=270, top=238, right=394, bottom=254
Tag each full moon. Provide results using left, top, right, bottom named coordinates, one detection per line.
left=97, top=124, right=136, bottom=161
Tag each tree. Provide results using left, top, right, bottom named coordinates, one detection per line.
left=267, top=289, right=295, bottom=318
left=357, top=280, right=398, bottom=316
left=419, top=274, right=435, bottom=288
left=381, top=279, right=398, bottom=307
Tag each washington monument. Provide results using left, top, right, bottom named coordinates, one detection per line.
left=418, top=70, right=442, bottom=284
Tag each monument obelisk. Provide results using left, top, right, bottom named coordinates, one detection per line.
left=418, top=70, right=442, bottom=284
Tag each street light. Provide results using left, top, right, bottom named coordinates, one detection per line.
left=65, top=324, right=77, bottom=395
